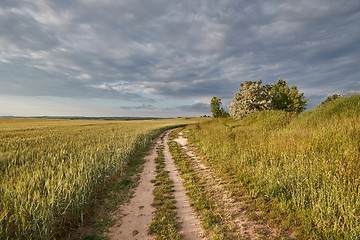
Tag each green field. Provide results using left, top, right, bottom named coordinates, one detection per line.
left=185, top=95, right=360, bottom=239
left=0, top=118, right=202, bottom=239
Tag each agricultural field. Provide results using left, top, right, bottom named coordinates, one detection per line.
left=0, top=117, right=202, bottom=239
left=1, top=95, right=359, bottom=239
left=184, top=95, right=360, bottom=239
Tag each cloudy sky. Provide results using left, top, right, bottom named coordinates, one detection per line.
left=1, top=0, right=359, bottom=117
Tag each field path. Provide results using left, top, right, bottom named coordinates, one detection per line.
left=107, top=137, right=159, bottom=240
left=108, top=131, right=205, bottom=239
left=163, top=132, right=205, bottom=240
left=175, top=131, right=280, bottom=239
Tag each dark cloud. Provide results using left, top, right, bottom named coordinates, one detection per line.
left=0, top=0, right=359, bottom=116
left=176, top=102, right=210, bottom=112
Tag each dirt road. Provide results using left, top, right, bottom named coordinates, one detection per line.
left=108, top=130, right=280, bottom=239
left=107, top=134, right=159, bottom=240
left=108, top=131, right=204, bottom=239
left=163, top=132, right=205, bottom=239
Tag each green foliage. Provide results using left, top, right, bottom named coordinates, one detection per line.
left=229, top=79, right=307, bottom=119
left=149, top=145, right=181, bottom=240
left=186, top=94, right=360, bottom=239
left=219, top=108, right=230, bottom=118
left=210, top=96, right=221, bottom=117
left=210, top=96, right=229, bottom=118
left=269, top=79, right=307, bottom=113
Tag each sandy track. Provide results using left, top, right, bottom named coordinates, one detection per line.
left=107, top=138, right=159, bottom=240
left=108, top=131, right=205, bottom=240
left=163, top=132, right=205, bottom=240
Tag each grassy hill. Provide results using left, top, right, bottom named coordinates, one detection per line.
left=185, top=94, right=360, bottom=239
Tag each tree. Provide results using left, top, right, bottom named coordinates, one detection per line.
left=229, top=79, right=307, bottom=120
left=219, top=108, right=230, bottom=118
left=321, top=93, right=343, bottom=105
left=229, top=81, right=272, bottom=120
left=269, top=79, right=307, bottom=113
left=210, top=96, right=229, bottom=118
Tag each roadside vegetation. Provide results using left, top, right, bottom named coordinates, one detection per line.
left=0, top=118, right=200, bottom=239
left=149, top=142, right=181, bottom=239
left=169, top=129, right=231, bottom=239
left=211, top=79, right=307, bottom=119
left=186, top=94, right=360, bottom=239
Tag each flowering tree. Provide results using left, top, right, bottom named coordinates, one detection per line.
left=229, top=81, right=272, bottom=120
left=229, top=79, right=307, bottom=120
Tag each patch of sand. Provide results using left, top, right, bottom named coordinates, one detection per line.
left=107, top=138, right=160, bottom=240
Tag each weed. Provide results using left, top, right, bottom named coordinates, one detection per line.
left=149, top=144, right=181, bottom=240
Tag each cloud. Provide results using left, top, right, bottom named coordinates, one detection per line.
left=176, top=102, right=210, bottom=112
left=76, top=73, right=92, bottom=81
left=1, top=0, right=360, bottom=116
left=119, top=104, right=156, bottom=110
left=348, top=90, right=360, bottom=95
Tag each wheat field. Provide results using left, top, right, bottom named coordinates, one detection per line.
left=0, top=118, right=200, bottom=239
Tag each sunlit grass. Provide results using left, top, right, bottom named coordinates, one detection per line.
left=0, top=117, right=203, bottom=239
left=168, top=129, right=229, bottom=239
left=185, top=95, right=360, bottom=239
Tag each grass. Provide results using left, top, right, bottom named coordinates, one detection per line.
left=149, top=141, right=181, bottom=240
left=69, top=129, right=159, bottom=240
left=0, top=118, right=203, bottom=239
left=168, top=129, right=231, bottom=239
left=184, top=94, right=360, bottom=239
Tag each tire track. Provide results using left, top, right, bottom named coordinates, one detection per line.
left=163, top=132, right=205, bottom=240
left=108, top=137, right=159, bottom=240
left=174, top=131, right=280, bottom=239
left=108, top=131, right=205, bottom=240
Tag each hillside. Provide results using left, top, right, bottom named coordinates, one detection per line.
left=184, top=94, right=360, bottom=239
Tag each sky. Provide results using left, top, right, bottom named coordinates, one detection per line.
left=1, top=0, right=359, bottom=117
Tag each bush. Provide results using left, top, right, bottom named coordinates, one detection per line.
left=229, top=79, right=307, bottom=120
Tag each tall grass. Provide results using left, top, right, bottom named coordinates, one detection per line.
left=0, top=118, right=200, bottom=239
left=186, top=95, right=360, bottom=239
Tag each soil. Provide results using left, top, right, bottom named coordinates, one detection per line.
left=108, top=131, right=205, bottom=239
left=163, top=132, right=205, bottom=240
left=107, top=138, right=159, bottom=240
left=107, top=130, right=280, bottom=239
